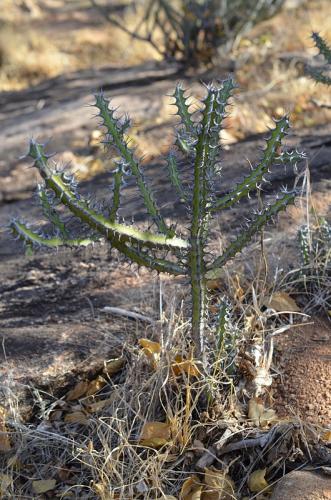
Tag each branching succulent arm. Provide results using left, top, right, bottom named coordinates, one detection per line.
left=306, top=32, right=331, bottom=86
left=10, top=79, right=305, bottom=358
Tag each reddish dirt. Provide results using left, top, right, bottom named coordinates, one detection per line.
left=273, top=318, right=331, bottom=426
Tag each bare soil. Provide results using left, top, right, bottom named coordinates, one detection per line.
left=273, top=318, right=331, bottom=426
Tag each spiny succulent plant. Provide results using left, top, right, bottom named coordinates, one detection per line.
left=10, top=79, right=305, bottom=358
left=298, top=218, right=331, bottom=267
left=306, top=32, right=331, bottom=86
left=92, top=0, right=285, bottom=65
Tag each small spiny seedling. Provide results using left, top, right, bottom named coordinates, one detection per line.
left=10, top=79, right=305, bottom=359
left=294, top=218, right=331, bottom=314
left=293, top=31, right=331, bottom=312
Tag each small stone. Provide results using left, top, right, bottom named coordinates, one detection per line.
left=271, top=471, right=331, bottom=500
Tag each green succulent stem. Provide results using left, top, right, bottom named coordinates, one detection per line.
left=11, top=220, right=98, bottom=248
left=207, top=191, right=296, bottom=279
left=167, top=153, right=188, bottom=202
left=109, top=164, right=124, bottom=222
left=311, top=32, right=331, bottom=64
left=37, top=186, right=69, bottom=238
left=173, top=84, right=195, bottom=134
left=10, top=79, right=304, bottom=360
left=211, top=116, right=290, bottom=212
left=95, top=93, right=173, bottom=236
left=29, top=141, right=187, bottom=251
left=306, top=32, right=331, bottom=86
left=189, top=83, right=233, bottom=356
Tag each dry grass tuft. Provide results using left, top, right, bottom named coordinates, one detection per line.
left=220, top=0, right=331, bottom=136
left=0, top=24, right=69, bottom=91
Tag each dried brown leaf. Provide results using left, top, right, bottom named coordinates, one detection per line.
left=180, top=476, right=203, bottom=500
left=32, top=479, right=57, bottom=494
left=139, top=338, right=161, bottom=353
left=0, top=473, right=12, bottom=494
left=66, top=380, right=89, bottom=401
left=267, top=292, right=300, bottom=312
left=104, top=357, right=125, bottom=376
left=85, top=397, right=114, bottom=413
left=49, top=409, right=63, bottom=421
left=57, top=467, right=72, bottom=483
left=0, top=406, right=11, bottom=453
left=206, top=279, right=221, bottom=291
left=86, top=376, right=106, bottom=396
left=139, top=421, right=171, bottom=448
left=141, top=347, right=159, bottom=369
left=322, top=430, right=331, bottom=442
left=234, top=274, right=245, bottom=302
left=172, top=355, right=201, bottom=377
left=203, top=467, right=235, bottom=499
left=248, top=398, right=277, bottom=427
left=139, top=339, right=161, bottom=369
left=248, top=469, right=269, bottom=493
left=64, top=411, right=89, bottom=425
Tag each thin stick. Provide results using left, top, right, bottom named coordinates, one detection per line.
left=102, top=306, right=155, bottom=324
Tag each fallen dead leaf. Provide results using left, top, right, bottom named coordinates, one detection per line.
left=172, top=355, right=201, bottom=377
left=139, top=338, right=161, bottom=353
left=180, top=476, right=203, bottom=500
left=104, top=357, right=125, bottom=376
left=0, top=473, right=12, bottom=494
left=206, top=279, right=222, bottom=291
left=0, top=406, right=11, bottom=453
left=64, top=411, right=89, bottom=425
left=66, top=380, right=89, bottom=401
left=248, top=468, right=269, bottom=493
left=86, top=376, right=106, bottom=396
left=234, top=274, right=245, bottom=303
left=203, top=467, right=235, bottom=499
left=32, top=479, right=57, bottom=494
left=248, top=398, right=277, bottom=428
left=49, top=409, right=63, bottom=422
left=57, top=467, right=72, bottom=482
left=139, top=421, right=171, bottom=448
left=92, top=481, right=113, bottom=497
left=244, top=314, right=258, bottom=333
left=139, top=338, right=161, bottom=369
left=266, top=292, right=300, bottom=313
left=85, top=397, right=114, bottom=413
left=142, top=347, right=160, bottom=369
left=322, top=430, right=331, bottom=442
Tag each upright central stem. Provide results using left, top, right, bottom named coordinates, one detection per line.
left=189, top=90, right=215, bottom=358
left=190, top=222, right=207, bottom=359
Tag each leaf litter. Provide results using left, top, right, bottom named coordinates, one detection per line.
left=0, top=284, right=329, bottom=499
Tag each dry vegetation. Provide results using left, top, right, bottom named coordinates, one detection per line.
left=0, top=185, right=329, bottom=497
left=1, top=0, right=330, bottom=133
